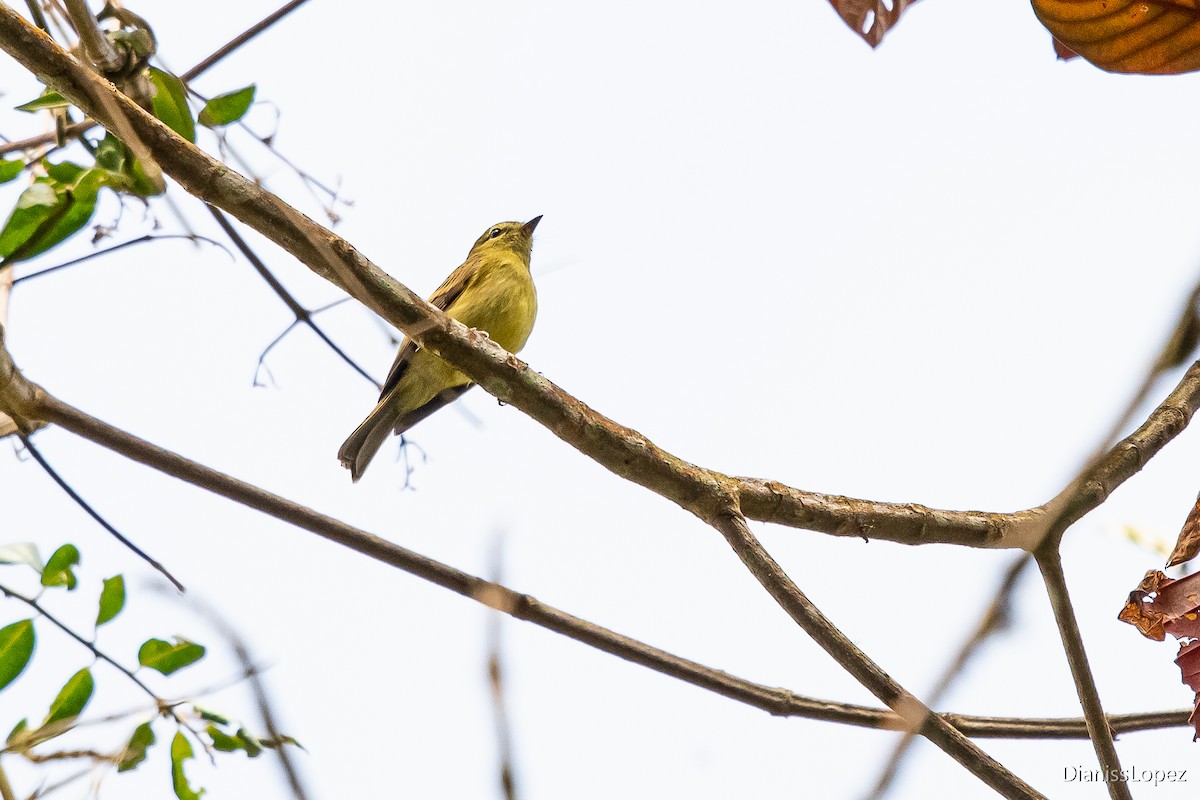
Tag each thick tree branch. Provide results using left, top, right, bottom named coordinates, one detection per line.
left=735, top=478, right=1041, bottom=547
left=0, top=6, right=1047, bottom=551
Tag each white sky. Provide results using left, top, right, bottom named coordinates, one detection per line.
left=3, top=0, right=1200, bottom=798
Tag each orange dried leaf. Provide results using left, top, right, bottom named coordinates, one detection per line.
left=1031, top=0, right=1200, bottom=74
left=1120, top=570, right=1200, bottom=738
left=1168, top=489, right=1200, bottom=567
left=1118, top=594, right=1167, bottom=640
left=827, top=0, right=921, bottom=49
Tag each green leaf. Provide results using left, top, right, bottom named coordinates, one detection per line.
left=0, top=620, right=35, bottom=691
left=40, top=543, right=81, bottom=590
left=148, top=68, right=195, bottom=143
left=44, top=667, right=94, bottom=725
left=117, top=721, right=155, bottom=772
left=0, top=169, right=108, bottom=266
left=6, top=718, right=27, bottom=746
left=44, top=160, right=87, bottom=184
left=15, top=90, right=69, bottom=113
left=0, top=159, right=23, bottom=184
left=0, top=542, right=43, bottom=571
left=170, top=732, right=204, bottom=800
left=97, top=575, right=126, bottom=626
left=138, top=637, right=205, bottom=675
left=198, top=85, right=255, bottom=127
left=0, top=181, right=58, bottom=262
left=195, top=707, right=230, bottom=725
left=205, top=724, right=242, bottom=752
left=235, top=728, right=263, bottom=757
left=94, top=134, right=128, bottom=173
left=93, top=134, right=164, bottom=198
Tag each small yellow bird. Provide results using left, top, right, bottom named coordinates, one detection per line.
left=338, top=217, right=542, bottom=481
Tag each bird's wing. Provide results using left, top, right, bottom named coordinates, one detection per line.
left=378, top=260, right=476, bottom=398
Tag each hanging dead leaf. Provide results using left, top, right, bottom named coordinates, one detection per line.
left=1119, top=570, right=1200, bottom=737
left=827, top=0, right=921, bottom=48
left=1168, top=489, right=1200, bottom=567
left=1031, top=0, right=1200, bottom=74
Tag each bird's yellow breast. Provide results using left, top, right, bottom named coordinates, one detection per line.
left=447, top=256, right=538, bottom=354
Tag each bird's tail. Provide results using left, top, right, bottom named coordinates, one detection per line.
left=338, top=400, right=396, bottom=482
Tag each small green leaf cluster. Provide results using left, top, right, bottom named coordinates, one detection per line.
left=0, top=74, right=255, bottom=267
left=0, top=541, right=296, bottom=799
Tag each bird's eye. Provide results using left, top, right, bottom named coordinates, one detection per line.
left=489, top=228, right=503, bottom=239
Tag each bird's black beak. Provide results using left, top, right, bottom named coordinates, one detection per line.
left=522, top=215, right=542, bottom=235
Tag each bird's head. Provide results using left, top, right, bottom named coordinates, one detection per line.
left=469, top=216, right=541, bottom=262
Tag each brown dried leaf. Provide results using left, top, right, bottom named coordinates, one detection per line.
left=1031, top=0, right=1200, bottom=74
left=1118, top=594, right=1167, bottom=640
left=1168, top=489, right=1200, bottom=567
left=1120, top=570, right=1200, bottom=737
left=827, top=0, right=920, bottom=49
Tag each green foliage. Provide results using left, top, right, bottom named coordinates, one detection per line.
left=170, top=732, right=204, bottom=800
left=148, top=68, right=195, bottom=143
left=93, top=133, right=165, bottom=198
left=199, top=85, right=256, bottom=127
left=6, top=718, right=28, bottom=745
left=138, top=637, right=205, bottom=675
left=118, top=721, right=156, bottom=773
left=14, top=90, right=69, bottom=113
left=0, top=159, right=23, bottom=184
left=1, top=62, right=249, bottom=261
left=43, top=667, right=94, bottom=725
left=0, top=620, right=34, bottom=690
left=0, top=168, right=109, bottom=266
left=0, top=540, right=292, bottom=798
left=40, top=543, right=81, bottom=590
left=96, top=575, right=126, bottom=626
left=195, top=706, right=230, bottom=725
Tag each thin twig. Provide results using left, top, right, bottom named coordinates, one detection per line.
left=61, top=0, right=123, bottom=73
left=709, top=513, right=1043, bottom=799
left=16, top=433, right=184, bottom=591
left=180, top=0, right=314, bottom=83
left=205, top=206, right=380, bottom=389
left=23, top=0, right=49, bottom=34
left=0, top=0, right=313, bottom=158
left=1099, top=278, right=1200, bottom=449
left=11, top=235, right=229, bottom=286
left=0, top=582, right=167, bottom=714
left=487, top=539, right=519, bottom=800
left=0, top=759, right=14, bottom=800
left=181, top=594, right=310, bottom=800
left=1033, top=547, right=1131, bottom=800
left=0, top=120, right=93, bottom=157
left=864, top=553, right=1030, bottom=800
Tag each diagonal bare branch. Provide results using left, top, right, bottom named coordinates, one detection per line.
left=709, top=512, right=1043, bottom=799
left=9, top=7, right=1199, bottom=561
